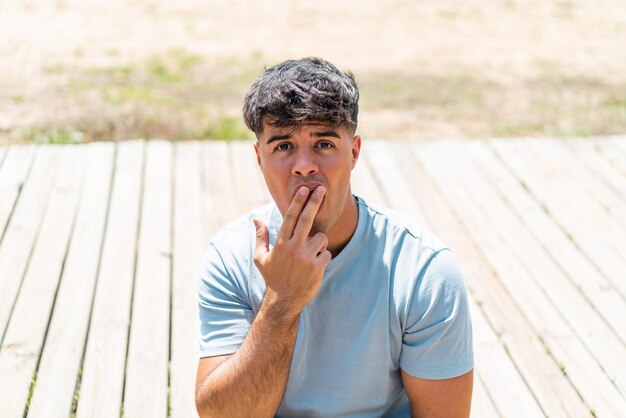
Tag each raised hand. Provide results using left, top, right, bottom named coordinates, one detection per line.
left=253, top=186, right=331, bottom=318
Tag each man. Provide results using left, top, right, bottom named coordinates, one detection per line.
left=195, top=57, right=474, bottom=417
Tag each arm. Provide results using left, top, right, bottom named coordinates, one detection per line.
left=195, top=300, right=300, bottom=418
left=402, top=369, right=473, bottom=418
left=195, top=186, right=330, bottom=418
left=400, top=248, right=474, bottom=417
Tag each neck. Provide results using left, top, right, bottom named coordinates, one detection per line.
left=325, top=194, right=359, bottom=258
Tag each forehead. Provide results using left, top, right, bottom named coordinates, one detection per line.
left=259, top=122, right=349, bottom=142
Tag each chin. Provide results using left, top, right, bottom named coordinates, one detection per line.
left=311, top=214, right=335, bottom=236
left=308, top=221, right=324, bottom=236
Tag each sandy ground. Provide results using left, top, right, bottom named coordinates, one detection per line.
left=1, top=0, right=626, bottom=143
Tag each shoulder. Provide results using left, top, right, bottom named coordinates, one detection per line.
left=356, top=196, right=447, bottom=255
left=354, top=197, right=466, bottom=316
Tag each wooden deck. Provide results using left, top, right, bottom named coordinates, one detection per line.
left=0, top=137, right=625, bottom=418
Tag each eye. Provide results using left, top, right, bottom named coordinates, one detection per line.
left=274, top=143, right=293, bottom=152
left=317, top=141, right=334, bottom=149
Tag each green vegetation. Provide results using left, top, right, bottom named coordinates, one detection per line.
left=359, top=74, right=484, bottom=110
left=6, top=48, right=626, bottom=143
left=44, top=63, right=67, bottom=74
left=22, top=49, right=259, bottom=142
left=25, top=369, right=38, bottom=410
left=359, top=71, right=626, bottom=139
left=201, top=116, right=250, bottom=140
left=25, top=127, right=84, bottom=144
left=68, top=366, right=82, bottom=418
left=605, top=96, right=626, bottom=110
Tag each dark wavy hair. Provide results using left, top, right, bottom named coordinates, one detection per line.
left=243, top=57, right=359, bottom=136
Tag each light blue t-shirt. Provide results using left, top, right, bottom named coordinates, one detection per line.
left=198, top=196, right=473, bottom=417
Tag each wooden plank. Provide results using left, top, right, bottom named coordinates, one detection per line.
left=371, top=141, right=547, bottom=417
left=490, top=139, right=626, bottom=300
left=76, top=140, right=145, bottom=418
left=27, top=142, right=115, bottom=418
left=471, top=375, right=500, bottom=418
left=0, top=147, right=6, bottom=174
left=400, top=140, right=589, bottom=417
left=468, top=294, right=543, bottom=417
left=124, top=141, right=172, bottom=418
left=0, top=145, right=85, bottom=418
left=203, top=141, right=237, bottom=235
left=526, top=138, right=626, bottom=253
left=595, top=137, right=626, bottom=180
left=231, top=141, right=271, bottom=215
left=351, top=144, right=386, bottom=205
left=0, top=145, right=37, bottom=245
left=363, top=141, right=427, bottom=225
left=469, top=141, right=626, bottom=345
left=442, top=140, right=626, bottom=396
left=171, top=141, right=203, bottom=418
left=417, top=140, right=625, bottom=415
left=520, top=137, right=626, bottom=263
left=605, top=134, right=623, bottom=145
left=5, top=138, right=625, bottom=416
left=246, top=144, right=273, bottom=206
left=533, top=139, right=626, bottom=227
left=0, top=145, right=60, bottom=341
left=606, top=136, right=626, bottom=158
left=566, top=139, right=626, bottom=208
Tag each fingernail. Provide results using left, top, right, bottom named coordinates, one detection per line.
left=299, top=186, right=309, bottom=195
left=315, top=186, right=325, bottom=196
left=252, top=218, right=259, bottom=228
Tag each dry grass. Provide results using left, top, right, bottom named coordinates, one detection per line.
left=1, top=0, right=626, bottom=144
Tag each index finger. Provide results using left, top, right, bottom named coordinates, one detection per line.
left=291, top=186, right=325, bottom=242
left=278, top=186, right=310, bottom=241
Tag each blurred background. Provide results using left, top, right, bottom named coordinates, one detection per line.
left=2, top=0, right=626, bottom=145
left=2, top=2, right=626, bottom=417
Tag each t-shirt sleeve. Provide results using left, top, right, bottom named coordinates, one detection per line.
left=400, top=248, right=474, bottom=379
left=197, top=243, right=254, bottom=358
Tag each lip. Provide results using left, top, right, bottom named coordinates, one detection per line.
left=293, top=182, right=324, bottom=198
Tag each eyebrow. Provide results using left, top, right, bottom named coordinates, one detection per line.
left=312, top=130, right=341, bottom=139
left=266, top=134, right=292, bottom=145
left=265, top=130, right=341, bottom=145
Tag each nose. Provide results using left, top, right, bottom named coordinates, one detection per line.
left=291, top=148, right=318, bottom=177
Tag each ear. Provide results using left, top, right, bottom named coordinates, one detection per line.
left=254, top=141, right=262, bottom=167
left=351, top=135, right=361, bottom=169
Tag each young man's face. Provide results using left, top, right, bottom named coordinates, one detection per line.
left=254, top=122, right=361, bottom=236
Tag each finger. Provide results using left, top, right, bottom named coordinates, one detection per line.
left=292, top=186, right=325, bottom=242
left=316, top=249, right=332, bottom=266
left=306, top=232, right=328, bottom=254
left=277, top=186, right=310, bottom=242
left=253, top=218, right=270, bottom=262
